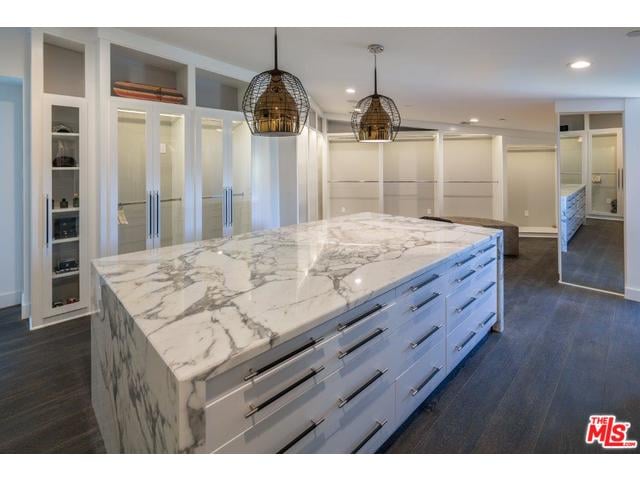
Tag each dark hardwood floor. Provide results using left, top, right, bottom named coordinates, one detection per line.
left=0, top=237, right=638, bottom=453
left=561, top=218, right=624, bottom=294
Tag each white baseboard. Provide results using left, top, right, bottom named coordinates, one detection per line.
left=0, top=290, right=21, bottom=309
left=625, top=286, right=640, bottom=303
left=519, top=226, right=558, bottom=238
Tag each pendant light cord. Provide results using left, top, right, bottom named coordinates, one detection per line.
left=373, top=53, right=378, bottom=95
left=274, top=27, right=278, bottom=70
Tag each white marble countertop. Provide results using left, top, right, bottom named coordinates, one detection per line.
left=93, top=213, right=500, bottom=382
left=561, top=183, right=586, bottom=198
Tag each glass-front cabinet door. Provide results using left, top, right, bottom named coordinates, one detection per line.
left=559, top=133, right=585, bottom=185
left=589, top=129, right=623, bottom=217
left=112, top=101, right=190, bottom=254
left=195, top=109, right=252, bottom=240
left=43, top=96, right=88, bottom=317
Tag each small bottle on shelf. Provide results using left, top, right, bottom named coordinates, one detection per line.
left=73, top=194, right=79, bottom=208
left=60, top=198, right=68, bottom=209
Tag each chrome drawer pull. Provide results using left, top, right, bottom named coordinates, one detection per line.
left=409, top=274, right=440, bottom=292
left=456, top=331, right=477, bottom=352
left=338, top=368, right=388, bottom=408
left=478, top=257, right=496, bottom=269
left=455, top=254, right=476, bottom=267
left=477, top=244, right=496, bottom=255
left=337, top=303, right=386, bottom=331
left=455, top=297, right=476, bottom=314
left=477, top=281, right=496, bottom=296
left=351, top=419, right=388, bottom=454
left=244, top=336, right=325, bottom=381
left=410, top=325, right=442, bottom=349
left=479, top=312, right=496, bottom=329
left=410, top=366, right=443, bottom=396
left=245, top=366, right=325, bottom=418
left=455, top=270, right=476, bottom=284
left=338, top=328, right=387, bottom=359
left=410, top=292, right=440, bottom=313
left=277, top=418, right=326, bottom=454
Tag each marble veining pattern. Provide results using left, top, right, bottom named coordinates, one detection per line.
left=92, top=213, right=501, bottom=452
left=94, top=213, right=499, bottom=382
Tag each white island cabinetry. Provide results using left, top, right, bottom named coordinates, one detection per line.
left=91, top=213, right=503, bottom=453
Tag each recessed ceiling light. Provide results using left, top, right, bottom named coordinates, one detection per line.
left=346, top=88, right=356, bottom=94
left=469, top=118, right=480, bottom=123
left=569, top=60, right=591, bottom=69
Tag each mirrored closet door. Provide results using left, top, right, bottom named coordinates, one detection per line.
left=195, top=109, right=252, bottom=240
left=113, top=101, right=191, bottom=254
left=558, top=112, right=625, bottom=294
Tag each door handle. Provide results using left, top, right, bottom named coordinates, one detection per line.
left=229, top=187, right=233, bottom=226
left=45, top=194, right=50, bottom=247
left=155, top=191, right=160, bottom=238
left=148, top=192, right=153, bottom=238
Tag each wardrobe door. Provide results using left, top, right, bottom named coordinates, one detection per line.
left=116, top=107, right=153, bottom=254
left=589, top=130, right=621, bottom=217
left=200, top=117, right=225, bottom=240
left=156, top=111, right=187, bottom=247
left=231, top=121, right=253, bottom=235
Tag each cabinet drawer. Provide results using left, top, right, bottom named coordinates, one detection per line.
left=396, top=263, right=449, bottom=304
left=214, top=370, right=346, bottom=454
left=395, top=339, right=446, bottom=424
left=446, top=241, right=497, bottom=292
left=206, top=290, right=396, bottom=402
left=447, top=302, right=496, bottom=373
left=204, top=291, right=396, bottom=452
left=446, top=267, right=496, bottom=334
left=393, top=298, right=445, bottom=371
left=318, top=382, right=395, bottom=454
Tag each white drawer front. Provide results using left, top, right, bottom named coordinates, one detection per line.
left=447, top=301, right=497, bottom=373
left=214, top=370, right=347, bottom=454
left=318, top=383, right=395, bottom=454
left=393, top=298, right=445, bottom=372
left=446, top=267, right=496, bottom=334
left=395, top=339, right=446, bottom=424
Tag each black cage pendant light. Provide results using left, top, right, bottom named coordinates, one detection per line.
left=351, top=44, right=401, bottom=142
left=242, top=28, right=310, bottom=137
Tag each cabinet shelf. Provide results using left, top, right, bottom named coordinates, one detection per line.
left=52, top=207, right=79, bottom=214
left=52, top=132, right=79, bottom=137
left=52, top=237, right=79, bottom=245
left=52, top=270, right=79, bottom=280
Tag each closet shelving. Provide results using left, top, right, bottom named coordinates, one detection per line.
left=327, top=132, right=502, bottom=221
left=30, top=30, right=92, bottom=328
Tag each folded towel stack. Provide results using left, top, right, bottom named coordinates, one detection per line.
left=112, top=81, right=185, bottom=104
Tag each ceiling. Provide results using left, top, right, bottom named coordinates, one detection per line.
left=126, top=27, right=640, bottom=133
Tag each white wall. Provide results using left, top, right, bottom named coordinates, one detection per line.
left=506, top=149, right=556, bottom=229
left=0, top=79, right=23, bottom=308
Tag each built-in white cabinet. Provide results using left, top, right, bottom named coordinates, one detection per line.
left=195, top=109, right=253, bottom=240
left=110, top=100, right=192, bottom=254
left=42, top=95, right=89, bottom=317
left=558, top=113, right=624, bottom=219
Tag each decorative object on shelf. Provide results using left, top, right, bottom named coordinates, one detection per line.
left=53, top=123, right=72, bottom=133
left=53, top=140, right=77, bottom=167
left=112, top=81, right=185, bottom=104
left=52, top=301, right=64, bottom=308
left=60, top=198, right=69, bottom=209
left=73, top=194, right=79, bottom=208
left=351, top=44, right=401, bottom=143
left=242, top=27, right=309, bottom=137
left=65, top=297, right=79, bottom=305
left=54, top=259, right=79, bottom=274
left=54, top=217, right=78, bottom=239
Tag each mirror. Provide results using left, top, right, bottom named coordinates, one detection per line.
left=558, top=113, right=625, bottom=294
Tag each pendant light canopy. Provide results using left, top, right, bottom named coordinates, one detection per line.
left=242, top=28, right=310, bottom=137
left=351, top=44, right=401, bottom=143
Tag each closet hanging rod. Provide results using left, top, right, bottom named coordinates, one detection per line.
left=328, top=180, right=379, bottom=184
left=202, top=195, right=224, bottom=200
left=443, top=180, right=498, bottom=184
left=382, top=180, right=437, bottom=184
left=118, top=197, right=183, bottom=207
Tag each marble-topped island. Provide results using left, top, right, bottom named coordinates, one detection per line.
left=92, top=213, right=504, bottom=453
